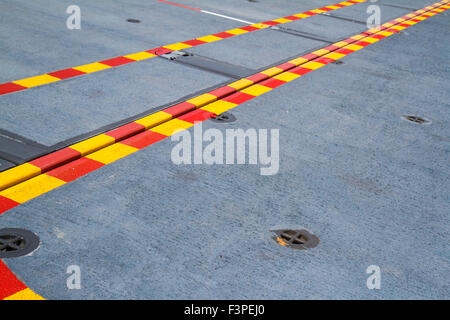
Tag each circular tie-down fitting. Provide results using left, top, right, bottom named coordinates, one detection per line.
left=332, top=60, right=344, bottom=65
left=272, top=229, right=319, bottom=250
left=0, top=228, right=40, bottom=259
left=210, top=112, right=236, bottom=123
left=126, top=18, right=141, bottom=23
left=402, top=115, right=431, bottom=125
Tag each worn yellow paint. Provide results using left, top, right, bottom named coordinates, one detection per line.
left=134, top=111, right=173, bottom=129
left=0, top=163, right=41, bottom=191
left=163, top=42, right=192, bottom=50
left=3, top=288, right=44, bottom=300
left=13, top=74, right=59, bottom=88
left=302, top=61, right=325, bottom=70
left=86, top=143, right=138, bottom=165
left=150, top=119, right=193, bottom=136
left=71, top=134, right=115, bottom=156
left=186, top=93, right=217, bottom=107
left=123, top=51, right=156, bottom=61
left=196, top=35, right=223, bottom=42
left=73, top=62, right=110, bottom=73
left=227, top=79, right=254, bottom=90
left=273, top=72, right=300, bottom=82
left=0, top=174, right=65, bottom=203
left=260, top=67, right=284, bottom=77
left=241, top=84, right=272, bottom=96
left=200, top=101, right=237, bottom=115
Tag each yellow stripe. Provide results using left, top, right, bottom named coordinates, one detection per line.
left=71, top=134, right=115, bottom=156
left=241, top=84, right=272, bottom=96
left=123, top=51, right=156, bottom=61
left=186, top=93, right=217, bottom=107
left=201, top=101, right=237, bottom=115
left=312, top=48, right=331, bottom=56
left=227, top=79, right=254, bottom=90
left=150, top=119, right=193, bottom=136
left=260, top=67, right=284, bottom=77
left=323, top=52, right=346, bottom=60
left=163, top=42, right=192, bottom=50
left=4, top=288, right=44, bottom=300
left=272, top=72, right=300, bottom=82
left=134, top=111, right=173, bottom=129
left=196, top=35, right=223, bottom=42
left=289, top=57, right=309, bottom=66
left=13, top=74, right=59, bottom=88
left=272, top=18, right=292, bottom=23
left=344, top=44, right=364, bottom=51
left=0, top=163, right=41, bottom=191
left=225, top=28, right=248, bottom=35
left=302, top=61, right=325, bottom=70
left=85, top=143, right=139, bottom=165
left=0, top=174, right=65, bottom=203
left=293, top=13, right=311, bottom=18
left=73, top=62, right=110, bottom=73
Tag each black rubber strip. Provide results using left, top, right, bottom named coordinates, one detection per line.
left=0, top=129, right=49, bottom=165
left=319, top=12, right=368, bottom=25
left=159, top=51, right=257, bottom=79
left=269, top=26, right=335, bottom=43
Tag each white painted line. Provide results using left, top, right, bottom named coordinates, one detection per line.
left=201, top=10, right=255, bottom=24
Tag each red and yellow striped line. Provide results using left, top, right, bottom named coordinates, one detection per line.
left=0, top=0, right=448, bottom=300
left=0, top=0, right=367, bottom=96
left=0, top=260, right=43, bottom=300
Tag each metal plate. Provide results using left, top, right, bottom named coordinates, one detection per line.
left=0, top=228, right=40, bottom=259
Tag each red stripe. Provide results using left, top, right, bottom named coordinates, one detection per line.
left=0, top=195, right=20, bottom=215
left=178, top=109, right=215, bottom=124
left=156, top=0, right=201, bottom=11
left=302, top=53, right=320, bottom=60
left=290, top=67, right=313, bottom=76
left=276, top=62, right=296, bottom=71
left=0, top=82, right=26, bottom=95
left=258, top=78, right=286, bottom=89
left=46, top=158, right=104, bottom=183
left=105, top=122, right=146, bottom=141
left=371, top=34, right=386, bottom=39
left=222, top=92, right=255, bottom=104
left=0, top=260, right=27, bottom=299
left=100, top=56, right=135, bottom=67
left=354, top=41, right=371, bottom=47
left=314, top=57, right=336, bottom=65
left=208, top=86, right=236, bottom=98
left=48, top=68, right=85, bottom=79
left=283, top=15, right=301, bottom=20
left=335, top=48, right=354, bottom=55
left=183, top=39, right=206, bottom=46
left=246, top=73, right=269, bottom=83
left=120, top=131, right=167, bottom=149
left=239, top=25, right=259, bottom=32
left=213, top=32, right=235, bottom=39
left=261, top=20, right=281, bottom=26
left=29, top=147, right=81, bottom=172
left=147, top=47, right=173, bottom=55
left=163, top=102, right=197, bottom=116
left=323, top=45, right=341, bottom=51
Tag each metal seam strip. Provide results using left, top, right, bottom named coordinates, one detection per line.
left=0, top=0, right=448, bottom=300
left=0, top=0, right=367, bottom=96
